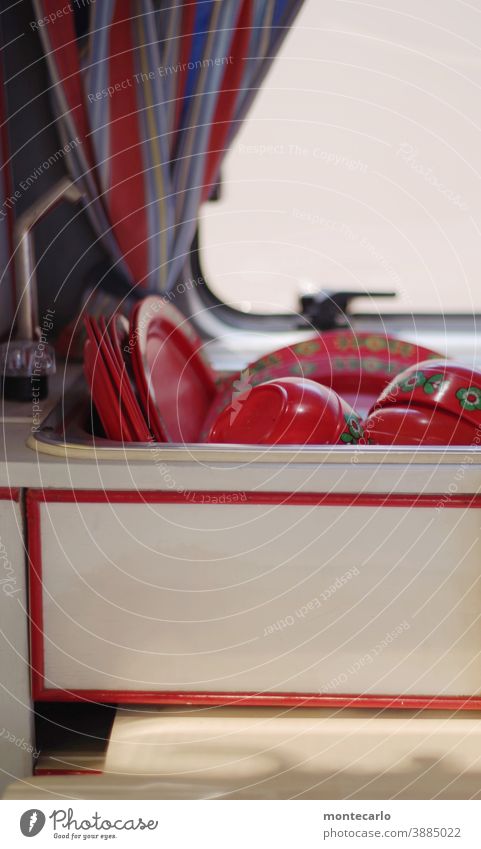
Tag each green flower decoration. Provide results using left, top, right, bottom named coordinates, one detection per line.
left=398, top=370, right=447, bottom=395
left=423, top=373, right=445, bottom=395
left=340, top=414, right=364, bottom=444
left=289, top=362, right=317, bottom=376
left=456, top=386, right=481, bottom=411
left=398, top=371, right=427, bottom=392
left=362, top=357, right=384, bottom=373
left=292, top=340, right=321, bottom=356
left=335, top=334, right=358, bottom=352
left=364, top=335, right=387, bottom=352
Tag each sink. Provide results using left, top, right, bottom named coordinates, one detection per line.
left=27, top=376, right=481, bottom=467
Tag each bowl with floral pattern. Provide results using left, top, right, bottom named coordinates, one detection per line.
left=371, top=360, right=481, bottom=428
left=363, top=405, right=480, bottom=445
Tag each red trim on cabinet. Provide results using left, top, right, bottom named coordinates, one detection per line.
left=25, top=489, right=481, bottom=509
left=27, top=487, right=481, bottom=707
left=27, top=495, right=45, bottom=702
left=32, top=690, right=481, bottom=711
left=34, top=768, right=103, bottom=776
left=0, top=487, right=20, bottom=501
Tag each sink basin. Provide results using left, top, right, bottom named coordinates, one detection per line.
left=27, top=376, right=481, bottom=467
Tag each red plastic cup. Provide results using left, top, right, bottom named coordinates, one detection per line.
left=206, top=377, right=363, bottom=445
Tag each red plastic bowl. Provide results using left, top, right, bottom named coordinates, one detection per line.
left=363, top=405, right=479, bottom=446
left=373, top=359, right=481, bottom=427
left=207, top=377, right=363, bottom=446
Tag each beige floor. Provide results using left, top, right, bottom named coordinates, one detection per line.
left=6, top=707, right=481, bottom=799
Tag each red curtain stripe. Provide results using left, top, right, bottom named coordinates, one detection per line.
left=107, top=2, right=149, bottom=287
left=202, top=0, right=253, bottom=202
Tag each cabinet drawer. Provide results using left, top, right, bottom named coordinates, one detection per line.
left=28, top=489, right=481, bottom=708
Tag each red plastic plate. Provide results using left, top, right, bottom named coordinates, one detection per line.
left=130, top=297, right=217, bottom=442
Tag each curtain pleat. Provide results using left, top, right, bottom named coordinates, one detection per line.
left=33, top=0, right=305, bottom=294
left=0, top=56, right=14, bottom=336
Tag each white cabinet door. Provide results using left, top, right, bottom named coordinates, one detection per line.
left=29, top=489, right=481, bottom=705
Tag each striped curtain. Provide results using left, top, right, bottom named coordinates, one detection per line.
left=0, top=54, right=14, bottom=338
left=32, top=1, right=304, bottom=295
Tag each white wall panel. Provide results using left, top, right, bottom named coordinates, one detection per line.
left=0, top=497, right=33, bottom=793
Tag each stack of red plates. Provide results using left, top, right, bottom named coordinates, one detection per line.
left=84, top=297, right=218, bottom=443
left=84, top=314, right=152, bottom=443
